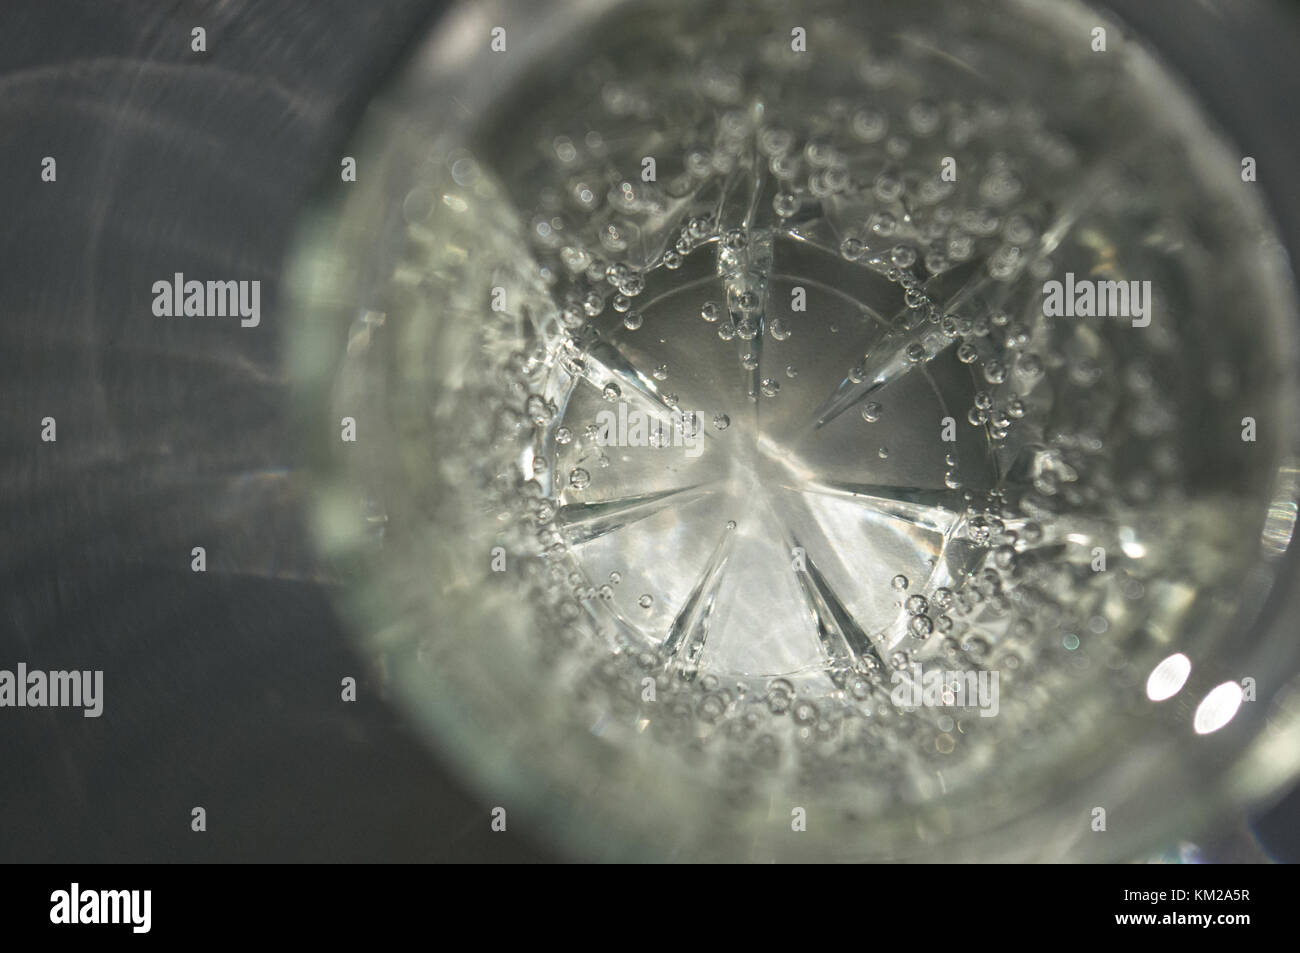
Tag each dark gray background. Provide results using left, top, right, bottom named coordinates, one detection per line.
left=0, top=0, right=550, bottom=862
left=0, top=0, right=1296, bottom=863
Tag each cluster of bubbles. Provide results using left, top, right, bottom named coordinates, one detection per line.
left=518, top=132, right=1068, bottom=766
left=881, top=489, right=1037, bottom=669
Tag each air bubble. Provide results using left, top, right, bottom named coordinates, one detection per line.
left=767, top=689, right=793, bottom=716
left=874, top=173, right=903, bottom=202
left=792, top=700, right=819, bottom=725
left=870, top=211, right=898, bottom=237
left=906, top=98, right=941, bottom=136
left=773, top=192, right=799, bottom=217
left=851, top=108, right=887, bottom=142
left=890, top=245, right=917, bottom=268
left=758, top=126, right=794, bottom=156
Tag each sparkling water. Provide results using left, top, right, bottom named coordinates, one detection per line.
left=296, top=0, right=1300, bottom=858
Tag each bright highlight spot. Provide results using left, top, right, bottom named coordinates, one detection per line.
left=1193, top=681, right=1244, bottom=735
left=1146, top=653, right=1191, bottom=702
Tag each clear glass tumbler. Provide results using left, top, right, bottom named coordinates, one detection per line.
left=286, top=0, right=1300, bottom=861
